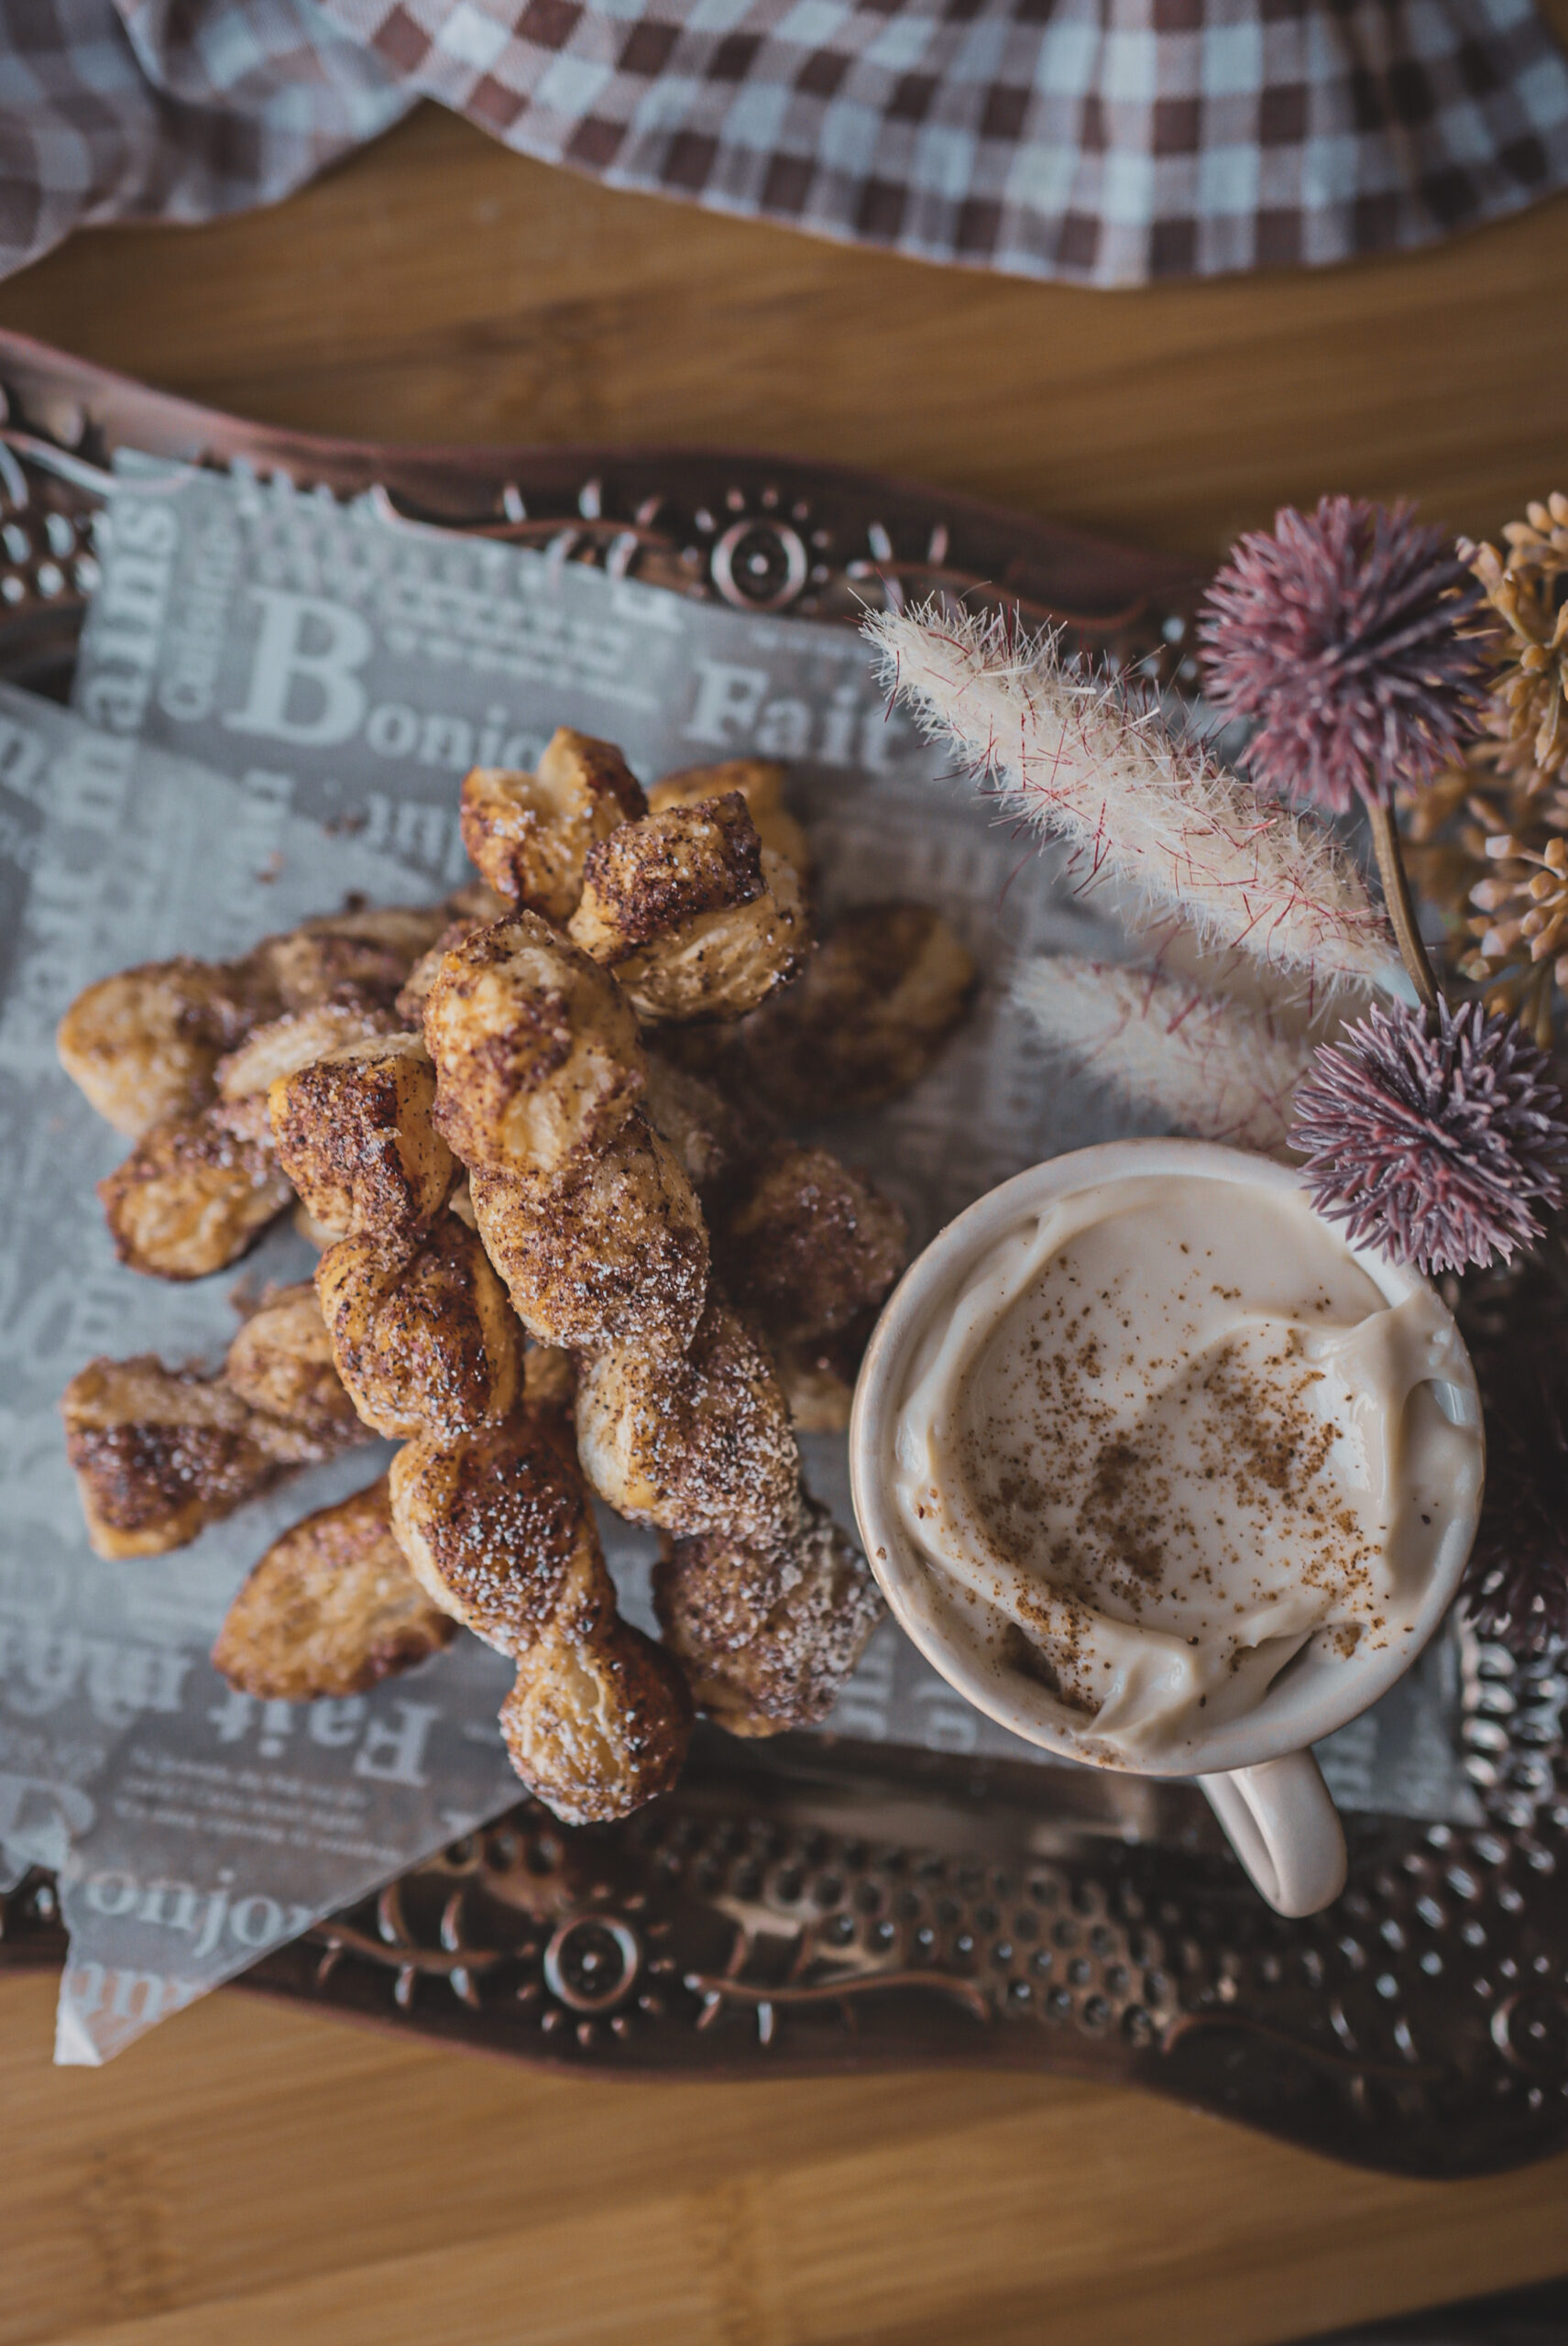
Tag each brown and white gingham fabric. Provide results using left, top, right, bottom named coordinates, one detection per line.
left=4, top=0, right=1568, bottom=286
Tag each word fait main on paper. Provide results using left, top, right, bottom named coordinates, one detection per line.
left=71, top=469, right=917, bottom=878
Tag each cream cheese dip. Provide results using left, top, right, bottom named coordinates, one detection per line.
left=890, top=1173, right=1483, bottom=1766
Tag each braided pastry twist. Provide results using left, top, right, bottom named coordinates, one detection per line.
left=265, top=1010, right=691, bottom=1822
left=566, top=793, right=808, bottom=1024
left=389, top=1409, right=690, bottom=1824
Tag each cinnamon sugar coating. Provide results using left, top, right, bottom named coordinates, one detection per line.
left=61, top=1309, right=368, bottom=1560
left=63, top=1356, right=280, bottom=1558
left=224, top=1280, right=367, bottom=1453
left=389, top=1407, right=693, bottom=1818
left=499, top=1617, right=692, bottom=1825
left=269, top=1033, right=455, bottom=1243
left=568, top=796, right=809, bottom=1022
left=655, top=1489, right=883, bottom=1735
left=460, top=728, right=646, bottom=919
left=739, top=900, right=976, bottom=1115
left=56, top=902, right=448, bottom=1143
left=647, top=758, right=812, bottom=882
left=245, top=903, right=450, bottom=1014
left=389, top=1407, right=599, bottom=1649
left=422, top=911, right=645, bottom=1176
left=57, top=957, right=267, bottom=1137
left=96, top=992, right=415, bottom=1282
left=316, top=1212, right=521, bottom=1442
left=470, top=1110, right=708, bottom=1356
left=97, top=1102, right=294, bottom=1280
left=716, top=1142, right=907, bottom=1343
left=575, top=1291, right=800, bottom=1547
left=212, top=1475, right=456, bottom=1700
left=215, top=992, right=401, bottom=1102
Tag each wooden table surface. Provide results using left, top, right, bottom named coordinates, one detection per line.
left=4, top=87, right=1568, bottom=2346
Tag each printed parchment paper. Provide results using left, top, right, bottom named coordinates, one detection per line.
left=0, top=460, right=1475, bottom=2061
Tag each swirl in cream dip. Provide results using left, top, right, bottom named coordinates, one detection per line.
left=891, top=1174, right=1483, bottom=1765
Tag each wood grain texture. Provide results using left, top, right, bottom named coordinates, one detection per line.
left=5, top=95, right=1568, bottom=2341
left=0, top=95, right=1566, bottom=559
left=1, top=1970, right=1566, bottom=2346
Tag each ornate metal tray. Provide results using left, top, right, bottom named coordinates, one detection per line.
left=0, top=331, right=1563, bottom=2177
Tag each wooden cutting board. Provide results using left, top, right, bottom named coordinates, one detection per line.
left=4, top=1969, right=1568, bottom=2346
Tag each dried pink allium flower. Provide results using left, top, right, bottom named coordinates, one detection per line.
left=1199, top=497, right=1486, bottom=815
left=1289, top=997, right=1568, bottom=1273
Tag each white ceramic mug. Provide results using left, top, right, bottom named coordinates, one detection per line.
left=848, top=1138, right=1485, bottom=1918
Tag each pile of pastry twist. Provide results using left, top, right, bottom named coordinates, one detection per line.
left=59, top=732, right=976, bottom=1825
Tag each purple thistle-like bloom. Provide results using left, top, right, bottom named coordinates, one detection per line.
left=1290, top=997, right=1568, bottom=1274
left=1199, top=496, right=1486, bottom=815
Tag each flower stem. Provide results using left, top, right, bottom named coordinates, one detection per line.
left=1368, top=801, right=1441, bottom=1011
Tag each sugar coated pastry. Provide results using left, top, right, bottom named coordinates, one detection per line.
left=739, top=900, right=976, bottom=1115
left=315, top=1211, right=521, bottom=1442
left=655, top=1489, right=884, bottom=1734
left=715, top=1141, right=908, bottom=1343
left=567, top=795, right=809, bottom=1023
left=56, top=901, right=450, bottom=1140
left=61, top=1326, right=368, bottom=1560
left=269, top=1033, right=455, bottom=1243
left=56, top=956, right=268, bottom=1137
left=575, top=1291, right=800, bottom=1548
left=469, top=1110, right=708, bottom=1356
left=390, top=1406, right=693, bottom=1822
left=647, top=758, right=812, bottom=882
left=97, top=1102, right=295, bottom=1280
left=460, top=728, right=646, bottom=919
left=422, top=911, right=645, bottom=1176
left=212, top=1476, right=457, bottom=1700
left=223, top=1280, right=369, bottom=1454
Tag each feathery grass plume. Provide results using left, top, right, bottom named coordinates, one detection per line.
left=1014, top=957, right=1316, bottom=1156
left=865, top=602, right=1399, bottom=995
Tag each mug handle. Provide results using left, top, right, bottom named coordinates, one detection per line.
left=1197, top=1753, right=1347, bottom=1918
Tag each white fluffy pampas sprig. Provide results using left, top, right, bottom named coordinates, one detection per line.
left=1015, top=957, right=1317, bottom=1156
left=865, top=602, right=1400, bottom=995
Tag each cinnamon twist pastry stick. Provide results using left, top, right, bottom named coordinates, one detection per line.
left=469, top=1110, right=708, bottom=1357
left=566, top=794, right=808, bottom=1024
left=253, top=1009, right=691, bottom=1822
left=57, top=901, right=454, bottom=1139
left=61, top=1282, right=370, bottom=1559
left=96, top=996, right=403, bottom=1281
left=712, top=1141, right=909, bottom=1432
left=574, top=1291, right=801, bottom=1548
left=389, top=1409, right=690, bottom=1824
left=422, top=912, right=646, bottom=1177
left=459, top=729, right=646, bottom=919
left=654, top=1492, right=883, bottom=1737
left=647, top=760, right=813, bottom=883
left=269, top=1031, right=455, bottom=1244
left=214, top=1475, right=457, bottom=1700
left=315, top=1214, right=521, bottom=1441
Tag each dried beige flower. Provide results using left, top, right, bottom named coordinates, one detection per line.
left=1014, top=956, right=1316, bottom=1157
left=865, top=603, right=1399, bottom=997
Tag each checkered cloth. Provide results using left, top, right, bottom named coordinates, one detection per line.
left=3, top=0, right=1567, bottom=287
